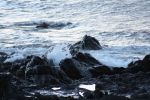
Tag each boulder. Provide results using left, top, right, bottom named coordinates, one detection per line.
left=9, top=55, right=49, bottom=78
left=5, top=55, right=71, bottom=86
left=89, top=65, right=112, bottom=77
left=70, top=35, right=102, bottom=55
left=60, top=52, right=108, bottom=79
left=112, top=67, right=126, bottom=74
left=0, top=72, right=11, bottom=100
left=25, top=65, right=71, bottom=85
left=128, top=54, right=150, bottom=73
left=59, top=58, right=83, bottom=80
left=26, top=55, right=49, bottom=67
left=74, top=52, right=100, bottom=66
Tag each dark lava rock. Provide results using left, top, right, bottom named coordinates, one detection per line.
left=93, top=89, right=104, bottom=98
left=59, top=52, right=104, bottom=80
left=36, top=22, right=72, bottom=29
left=0, top=72, right=26, bottom=100
left=89, top=66, right=112, bottom=77
left=83, top=91, right=95, bottom=99
left=0, top=72, right=11, bottom=100
left=59, top=58, right=83, bottom=80
left=99, top=95, right=129, bottom=100
left=0, top=52, right=8, bottom=62
left=5, top=55, right=71, bottom=86
left=9, top=55, right=49, bottom=79
left=70, top=35, right=102, bottom=55
left=0, top=52, right=8, bottom=71
left=112, top=67, right=126, bottom=74
left=34, top=93, right=59, bottom=100
left=128, top=54, right=150, bottom=73
left=131, top=93, right=150, bottom=100
left=36, top=22, right=49, bottom=28
left=74, top=52, right=100, bottom=66
left=25, top=65, right=71, bottom=85
left=26, top=55, right=49, bottom=67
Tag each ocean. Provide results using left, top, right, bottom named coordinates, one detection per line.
left=0, top=0, right=150, bottom=67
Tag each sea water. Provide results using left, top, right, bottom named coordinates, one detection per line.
left=0, top=0, right=150, bottom=67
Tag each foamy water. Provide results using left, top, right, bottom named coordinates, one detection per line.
left=0, top=0, right=150, bottom=67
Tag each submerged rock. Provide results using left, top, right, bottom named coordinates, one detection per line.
left=127, top=54, right=150, bottom=73
left=36, top=22, right=72, bottom=29
left=36, top=22, right=49, bottom=28
left=70, top=35, right=102, bottom=55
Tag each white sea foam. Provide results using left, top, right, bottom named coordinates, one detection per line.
left=52, top=87, right=61, bottom=90
left=46, top=44, right=72, bottom=66
left=79, top=84, right=95, bottom=91
left=1, top=43, right=149, bottom=68
left=34, top=90, right=76, bottom=97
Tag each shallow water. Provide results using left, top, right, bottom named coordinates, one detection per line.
left=0, top=0, right=150, bottom=67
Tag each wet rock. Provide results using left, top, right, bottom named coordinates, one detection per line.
left=34, top=93, right=78, bottom=100
left=9, top=55, right=49, bottom=78
left=36, top=22, right=72, bottom=29
left=25, top=65, right=71, bottom=85
left=93, top=89, right=104, bottom=98
left=128, top=54, right=150, bottom=73
left=60, top=52, right=103, bottom=79
left=0, top=52, right=8, bottom=71
left=0, top=72, right=25, bottom=99
left=95, top=83, right=104, bottom=90
left=25, top=65, right=51, bottom=76
left=112, top=67, right=126, bottom=74
left=26, top=55, right=49, bottom=67
left=83, top=91, right=94, bottom=99
left=36, top=22, right=49, bottom=28
left=0, top=52, right=8, bottom=62
left=70, top=35, right=102, bottom=55
left=100, top=95, right=129, bottom=100
left=131, top=93, right=150, bottom=100
left=74, top=52, right=100, bottom=66
left=83, top=89, right=104, bottom=99
left=0, top=72, right=11, bottom=100
left=35, top=93, right=59, bottom=100
left=89, top=66, right=112, bottom=77
left=60, top=58, right=83, bottom=80
left=6, top=55, right=71, bottom=86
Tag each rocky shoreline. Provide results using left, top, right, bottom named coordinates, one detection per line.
left=0, top=35, right=150, bottom=100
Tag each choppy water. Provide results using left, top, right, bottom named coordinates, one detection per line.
left=0, top=0, right=150, bottom=67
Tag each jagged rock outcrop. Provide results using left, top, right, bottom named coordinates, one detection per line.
left=60, top=52, right=110, bottom=79
left=127, top=54, right=150, bottom=73
left=70, top=35, right=102, bottom=55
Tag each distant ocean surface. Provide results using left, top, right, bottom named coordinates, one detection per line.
left=0, top=0, right=150, bottom=67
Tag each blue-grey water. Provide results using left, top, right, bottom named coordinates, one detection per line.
left=0, top=0, right=150, bottom=67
